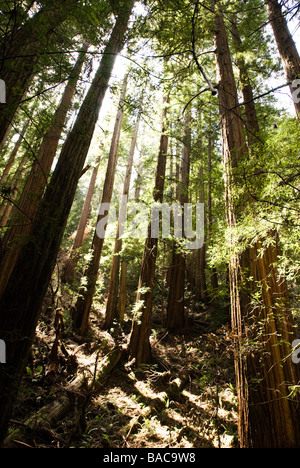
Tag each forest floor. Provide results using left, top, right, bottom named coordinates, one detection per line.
left=4, top=288, right=238, bottom=449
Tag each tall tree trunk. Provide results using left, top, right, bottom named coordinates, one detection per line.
left=207, top=132, right=218, bottom=299
left=134, top=143, right=144, bottom=202
left=232, top=11, right=300, bottom=448
left=0, top=153, right=29, bottom=226
left=0, top=0, right=80, bottom=146
left=214, top=5, right=300, bottom=448
left=265, top=0, right=300, bottom=121
left=117, top=261, right=127, bottom=323
left=62, top=155, right=101, bottom=284
left=0, top=119, right=30, bottom=185
left=229, top=18, right=261, bottom=144
left=166, top=110, right=191, bottom=331
left=128, top=96, right=169, bottom=366
left=104, top=110, right=141, bottom=329
left=0, top=3, right=135, bottom=444
left=195, top=162, right=207, bottom=301
left=73, top=74, right=128, bottom=334
left=0, top=43, right=88, bottom=297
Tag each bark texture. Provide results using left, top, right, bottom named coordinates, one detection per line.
left=214, top=6, right=300, bottom=448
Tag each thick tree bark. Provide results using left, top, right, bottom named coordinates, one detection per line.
left=0, top=3, right=135, bottom=444
left=104, top=111, right=141, bottom=329
left=73, top=75, right=128, bottom=334
left=0, top=44, right=88, bottom=297
left=265, top=0, right=300, bottom=121
left=62, top=155, right=101, bottom=284
left=0, top=0, right=80, bottom=146
left=128, top=97, right=169, bottom=366
left=214, top=6, right=300, bottom=448
left=166, top=110, right=191, bottom=331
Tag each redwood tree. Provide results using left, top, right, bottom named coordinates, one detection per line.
left=62, top=155, right=101, bottom=284
left=265, top=0, right=300, bottom=121
left=0, top=0, right=80, bottom=146
left=128, top=96, right=169, bottom=366
left=0, top=1, right=135, bottom=443
left=73, top=74, right=128, bottom=334
left=0, top=43, right=88, bottom=296
left=104, top=109, right=141, bottom=329
left=214, top=4, right=300, bottom=448
left=166, top=110, right=191, bottom=331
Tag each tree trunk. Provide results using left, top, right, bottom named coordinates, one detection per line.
left=207, top=132, right=218, bottom=299
left=104, top=110, right=141, bottom=329
left=73, top=74, right=128, bottom=334
left=166, top=110, right=191, bottom=331
left=128, top=96, right=169, bottom=366
left=195, top=163, right=207, bottom=302
left=265, top=0, right=300, bottom=121
left=0, top=44, right=88, bottom=296
left=0, top=153, right=29, bottom=227
left=0, top=0, right=80, bottom=146
left=0, top=3, right=135, bottom=444
left=214, top=5, right=300, bottom=448
left=195, top=126, right=207, bottom=302
left=0, top=119, right=30, bottom=185
left=62, top=155, right=101, bottom=284
left=117, top=261, right=127, bottom=323
left=134, top=143, right=144, bottom=202
left=229, top=18, right=261, bottom=143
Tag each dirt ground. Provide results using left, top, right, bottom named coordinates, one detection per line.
left=5, top=299, right=238, bottom=449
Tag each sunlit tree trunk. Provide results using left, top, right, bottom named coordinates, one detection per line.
left=104, top=110, right=141, bottom=329
left=0, top=44, right=88, bottom=297
left=0, top=119, right=30, bottom=185
left=229, top=18, right=261, bottom=144
left=73, top=74, right=128, bottom=334
left=0, top=3, right=135, bottom=443
left=265, top=0, right=300, bottom=121
left=62, top=155, right=100, bottom=284
left=214, top=5, right=300, bottom=448
left=166, top=110, right=191, bottom=331
left=207, top=132, right=218, bottom=300
left=117, top=261, right=127, bottom=323
left=128, top=96, right=169, bottom=366
left=195, top=126, right=207, bottom=302
left=0, top=153, right=29, bottom=227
